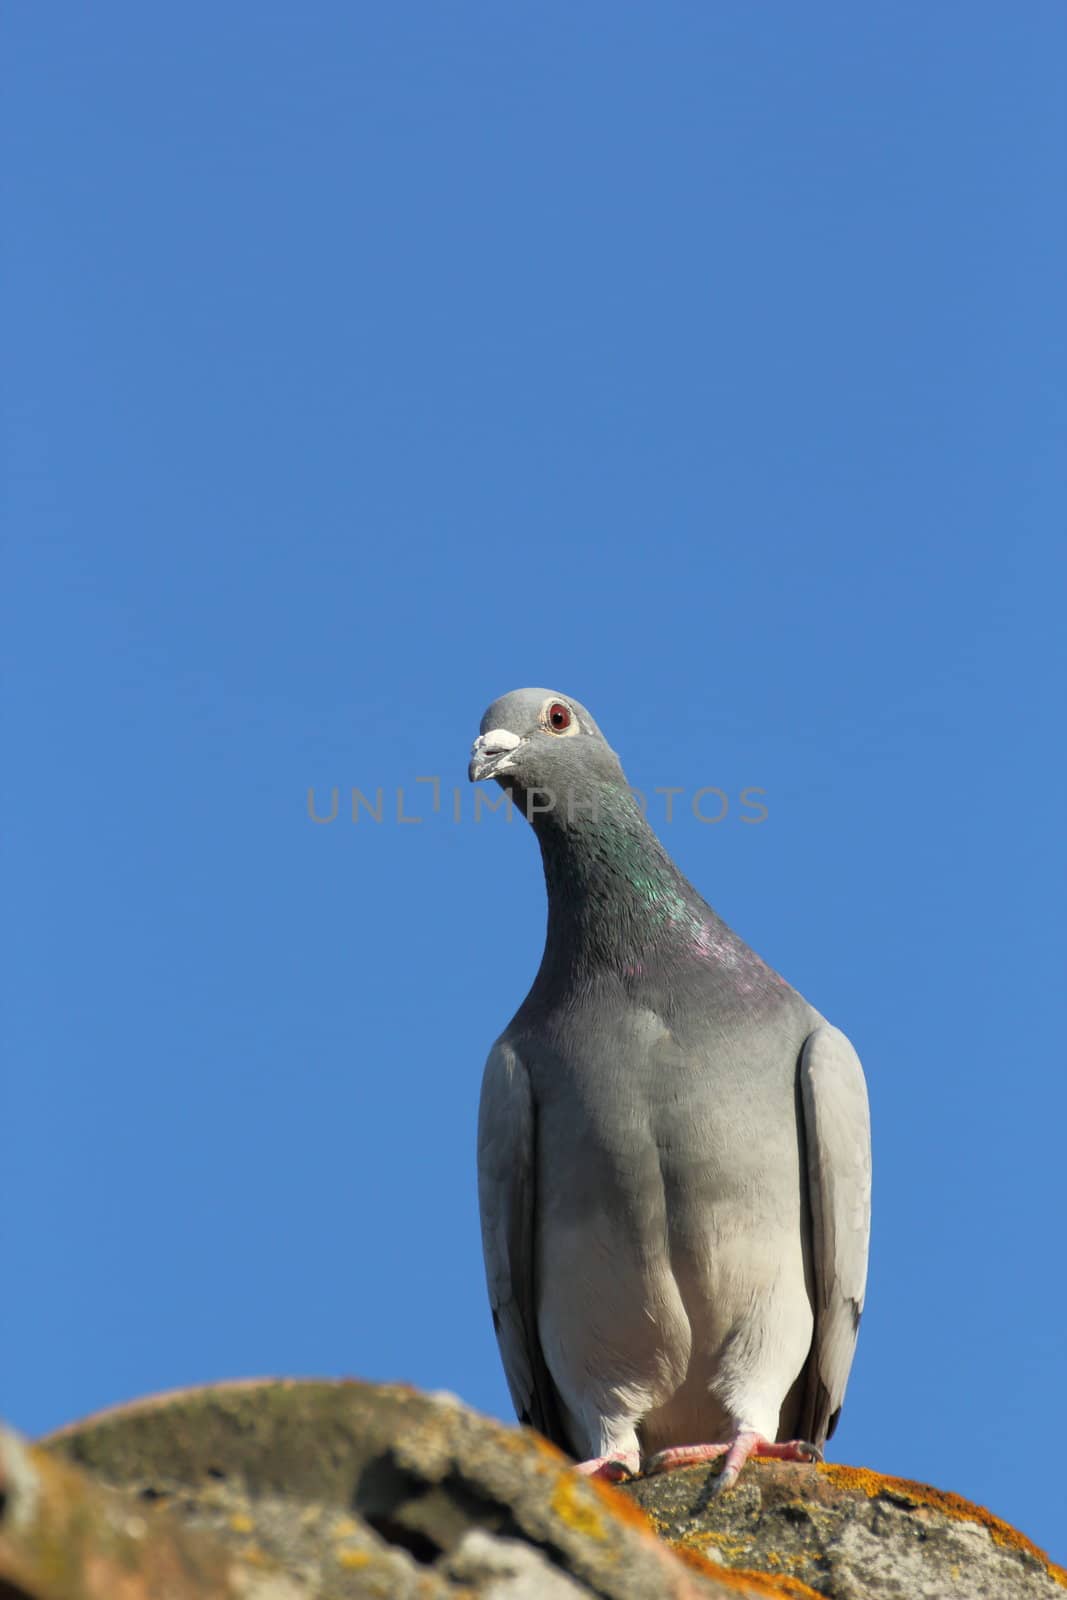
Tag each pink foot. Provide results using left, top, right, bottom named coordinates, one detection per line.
left=574, top=1448, right=641, bottom=1482
left=646, top=1441, right=729, bottom=1473
left=647, top=1433, right=822, bottom=1493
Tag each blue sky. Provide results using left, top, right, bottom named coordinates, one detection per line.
left=4, top=2, right=1065, bottom=1563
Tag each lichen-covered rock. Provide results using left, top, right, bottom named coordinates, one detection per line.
left=0, top=1424, right=308, bottom=1600
left=623, top=1457, right=1067, bottom=1599
left=26, top=1379, right=742, bottom=1598
left=3, top=1379, right=1061, bottom=1600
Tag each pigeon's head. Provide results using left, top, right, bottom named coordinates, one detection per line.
left=468, top=688, right=625, bottom=806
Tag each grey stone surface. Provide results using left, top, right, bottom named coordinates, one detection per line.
left=6, top=1379, right=1060, bottom=1600
left=622, top=1456, right=1067, bottom=1599
left=36, top=1379, right=729, bottom=1598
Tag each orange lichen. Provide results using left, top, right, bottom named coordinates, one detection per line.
left=820, top=1465, right=1067, bottom=1585
left=671, top=1544, right=729, bottom=1578
left=549, top=1474, right=609, bottom=1542
left=336, top=1548, right=371, bottom=1570
left=585, top=1474, right=667, bottom=1534
left=730, top=1573, right=826, bottom=1600
left=672, top=1547, right=825, bottom=1599
left=679, top=1527, right=752, bottom=1564
left=526, top=1429, right=570, bottom=1463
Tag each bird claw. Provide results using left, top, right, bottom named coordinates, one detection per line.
left=645, top=1442, right=730, bottom=1475
left=753, top=1438, right=823, bottom=1464
left=646, top=1433, right=823, bottom=1490
left=574, top=1449, right=641, bottom=1481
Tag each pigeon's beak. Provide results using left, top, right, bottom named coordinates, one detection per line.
left=469, top=729, right=524, bottom=782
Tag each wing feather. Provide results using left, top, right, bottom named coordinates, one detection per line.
left=797, top=1023, right=872, bottom=1445
left=477, top=1037, right=569, bottom=1450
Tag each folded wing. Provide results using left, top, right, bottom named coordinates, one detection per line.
left=477, top=1037, right=569, bottom=1450
left=797, top=1023, right=872, bottom=1445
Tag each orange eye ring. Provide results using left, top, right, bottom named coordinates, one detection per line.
left=546, top=701, right=572, bottom=733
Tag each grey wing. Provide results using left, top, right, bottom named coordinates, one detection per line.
left=797, top=1023, right=872, bottom=1447
left=477, top=1036, right=569, bottom=1451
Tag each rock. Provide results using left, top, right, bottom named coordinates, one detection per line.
left=0, top=1423, right=306, bottom=1600
left=15, top=1379, right=735, bottom=1598
left=0, top=1379, right=1060, bottom=1600
left=623, top=1457, right=1067, bottom=1600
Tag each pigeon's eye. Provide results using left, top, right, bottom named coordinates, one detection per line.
left=546, top=702, right=572, bottom=733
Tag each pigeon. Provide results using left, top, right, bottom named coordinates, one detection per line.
left=469, top=688, right=871, bottom=1489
